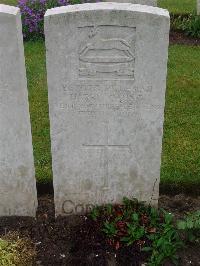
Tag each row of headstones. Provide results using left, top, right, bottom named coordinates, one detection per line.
left=0, top=2, right=169, bottom=217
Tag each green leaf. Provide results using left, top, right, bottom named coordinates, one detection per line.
left=177, top=220, right=186, bottom=230
left=105, top=204, right=113, bottom=215
left=164, top=213, right=173, bottom=224
left=142, top=246, right=152, bottom=252
left=121, top=236, right=130, bottom=242
left=188, top=232, right=196, bottom=242
left=186, top=219, right=194, bottom=229
left=131, top=213, right=139, bottom=222
left=90, top=207, right=100, bottom=221
left=102, top=221, right=117, bottom=237
left=156, top=237, right=165, bottom=247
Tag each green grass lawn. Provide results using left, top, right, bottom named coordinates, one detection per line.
left=161, top=45, right=200, bottom=193
left=158, top=0, right=196, bottom=14
left=0, top=0, right=17, bottom=5
left=24, top=41, right=200, bottom=192
left=25, top=41, right=52, bottom=184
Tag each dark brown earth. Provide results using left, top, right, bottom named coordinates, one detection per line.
left=0, top=194, right=199, bottom=266
left=169, top=31, right=200, bottom=46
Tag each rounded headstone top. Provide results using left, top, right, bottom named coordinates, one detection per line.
left=104, top=0, right=157, bottom=7
left=0, top=4, right=19, bottom=15
left=45, top=2, right=169, bottom=18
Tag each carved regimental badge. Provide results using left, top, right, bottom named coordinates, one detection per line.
left=78, top=25, right=136, bottom=80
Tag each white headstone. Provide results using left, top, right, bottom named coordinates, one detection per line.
left=0, top=5, right=37, bottom=216
left=104, top=0, right=157, bottom=6
left=45, top=3, right=169, bottom=216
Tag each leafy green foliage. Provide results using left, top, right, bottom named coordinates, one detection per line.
left=89, top=206, right=100, bottom=221
left=90, top=198, right=184, bottom=265
left=184, top=15, right=200, bottom=38
left=177, top=211, right=200, bottom=242
left=102, top=221, right=117, bottom=237
left=0, top=233, right=35, bottom=266
left=145, top=228, right=182, bottom=266
left=121, top=222, right=145, bottom=246
left=143, top=211, right=183, bottom=266
left=171, top=14, right=200, bottom=38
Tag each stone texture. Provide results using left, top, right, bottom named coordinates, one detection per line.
left=45, top=3, right=170, bottom=216
left=104, top=0, right=157, bottom=7
left=0, top=5, right=37, bottom=216
left=197, top=0, right=200, bottom=15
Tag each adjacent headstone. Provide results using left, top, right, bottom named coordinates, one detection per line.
left=197, top=0, right=200, bottom=15
left=104, top=0, right=157, bottom=7
left=45, top=3, right=170, bottom=216
left=0, top=5, right=37, bottom=216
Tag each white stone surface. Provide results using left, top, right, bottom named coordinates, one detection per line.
left=197, top=0, right=200, bottom=15
left=104, top=0, right=157, bottom=7
left=0, top=5, right=37, bottom=216
left=45, top=3, right=170, bottom=216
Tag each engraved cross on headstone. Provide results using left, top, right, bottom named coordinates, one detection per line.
left=83, top=122, right=131, bottom=190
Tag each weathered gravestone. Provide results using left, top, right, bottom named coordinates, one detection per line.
left=197, top=0, right=200, bottom=15
left=45, top=3, right=170, bottom=216
left=104, top=0, right=157, bottom=7
left=0, top=5, right=37, bottom=216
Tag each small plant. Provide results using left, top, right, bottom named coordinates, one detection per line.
left=121, top=221, right=145, bottom=246
left=89, top=206, right=100, bottom=221
left=143, top=211, right=183, bottom=266
left=171, top=13, right=200, bottom=38
left=0, top=232, right=35, bottom=266
left=177, top=210, right=200, bottom=243
left=102, top=221, right=118, bottom=237
left=182, top=14, right=200, bottom=38
left=90, top=197, right=184, bottom=265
